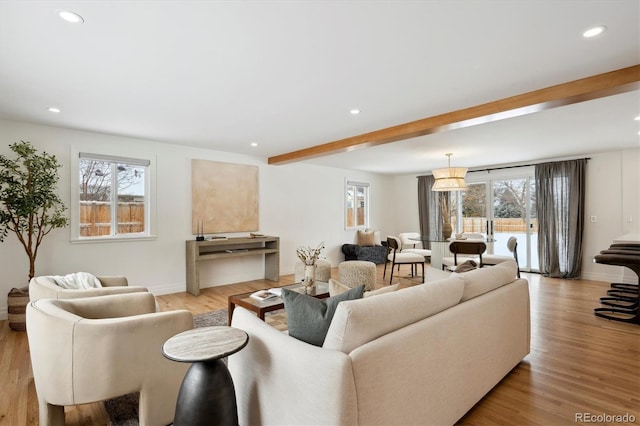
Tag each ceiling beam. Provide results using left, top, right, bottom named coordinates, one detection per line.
left=268, top=64, right=640, bottom=165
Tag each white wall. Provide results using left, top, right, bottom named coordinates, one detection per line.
left=2, top=117, right=636, bottom=319
left=0, top=119, right=395, bottom=319
left=392, top=149, right=640, bottom=283
left=583, top=149, right=639, bottom=283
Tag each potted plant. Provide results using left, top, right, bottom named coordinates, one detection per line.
left=0, top=141, right=69, bottom=281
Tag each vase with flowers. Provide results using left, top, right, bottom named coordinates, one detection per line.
left=296, top=241, right=325, bottom=292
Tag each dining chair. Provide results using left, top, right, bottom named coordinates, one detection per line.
left=398, top=232, right=432, bottom=261
left=482, top=237, right=520, bottom=278
left=441, top=241, right=486, bottom=272
left=383, top=236, right=425, bottom=284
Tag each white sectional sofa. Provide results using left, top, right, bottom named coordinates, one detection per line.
left=229, top=261, right=530, bottom=425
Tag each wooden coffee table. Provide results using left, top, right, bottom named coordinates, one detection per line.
left=228, top=281, right=329, bottom=324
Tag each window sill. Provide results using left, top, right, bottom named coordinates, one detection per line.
left=71, top=235, right=157, bottom=244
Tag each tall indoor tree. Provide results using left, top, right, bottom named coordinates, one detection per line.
left=0, top=141, right=68, bottom=280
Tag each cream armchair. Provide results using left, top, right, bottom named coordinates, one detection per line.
left=26, top=292, right=193, bottom=426
left=29, top=274, right=148, bottom=301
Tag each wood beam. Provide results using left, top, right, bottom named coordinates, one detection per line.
left=268, top=64, right=640, bottom=165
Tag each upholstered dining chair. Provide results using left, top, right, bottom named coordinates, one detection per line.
left=26, top=292, right=194, bottom=426
left=441, top=241, right=487, bottom=272
left=483, top=237, right=521, bottom=278
left=383, top=236, right=425, bottom=284
left=398, top=232, right=432, bottom=261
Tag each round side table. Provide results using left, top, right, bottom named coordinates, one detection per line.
left=162, top=326, right=249, bottom=426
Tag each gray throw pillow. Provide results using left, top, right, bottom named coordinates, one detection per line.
left=282, top=285, right=365, bottom=346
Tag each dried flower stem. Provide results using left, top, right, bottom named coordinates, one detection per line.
left=296, top=241, right=325, bottom=265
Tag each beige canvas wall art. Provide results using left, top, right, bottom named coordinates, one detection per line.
left=191, top=159, right=259, bottom=234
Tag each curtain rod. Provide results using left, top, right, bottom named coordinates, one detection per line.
left=417, top=157, right=591, bottom=177
left=470, top=157, right=590, bottom=173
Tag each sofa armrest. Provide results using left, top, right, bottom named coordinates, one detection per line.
left=228, top=308, right=358, bottom=426
left=341, top=243, right=359, bottom=258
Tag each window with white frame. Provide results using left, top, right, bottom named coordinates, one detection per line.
left=345, top=180, right=369, bottom=229
left=76, top=153, right=151, bottom=239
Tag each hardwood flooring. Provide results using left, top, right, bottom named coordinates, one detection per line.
left=1, top=265, right=638, bottom=425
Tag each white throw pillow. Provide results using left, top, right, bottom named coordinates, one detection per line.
left=425, top=266, right=452, bottom=283
left=329, top=278, right=399, bottom=298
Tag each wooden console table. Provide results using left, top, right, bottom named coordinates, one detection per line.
left=186, top=236, right=280, bottom=296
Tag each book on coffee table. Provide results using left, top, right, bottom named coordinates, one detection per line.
left=250, top=289, right=280, bottom=301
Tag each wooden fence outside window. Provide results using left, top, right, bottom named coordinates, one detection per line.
left=461, top=217, right=538, bottom=233
left=80, top=202, right=144, bottom=237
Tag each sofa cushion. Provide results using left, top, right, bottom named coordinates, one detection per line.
left=329, top=278, right=399, bottom=298
left=356, top=230, right=376, bottom=246
left=453, top=260, right=518, bottom=302
left=282, top=285, right=364, bottom=346
left=323, top=277, right=465, bottom=354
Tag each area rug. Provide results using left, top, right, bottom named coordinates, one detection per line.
left=104, top=308, right=229, bottom=426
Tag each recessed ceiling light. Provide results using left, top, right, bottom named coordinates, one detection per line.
left=583, top=25, right=606, bottom=38
left=634, top=116, right=640, bottom=121
left=57, top=10, right=84, bottom=24
left=350, top=109, right=361, bottom=115
left=48, top=107, right=61, bottom=113
left=250, top=142, right=258, bottom=147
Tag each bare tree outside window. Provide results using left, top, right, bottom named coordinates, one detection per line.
left=493, top=180, right=527, bottom=219
left=79, top=158, right=146, bottom=237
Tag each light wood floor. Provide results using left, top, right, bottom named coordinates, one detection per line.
left=1, top=265, right=638, bottom=426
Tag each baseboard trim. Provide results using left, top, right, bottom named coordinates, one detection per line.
left=582, top=271, right=635, bottom=284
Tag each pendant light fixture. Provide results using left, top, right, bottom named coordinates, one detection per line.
left=431, top=153, right=468, bottom=191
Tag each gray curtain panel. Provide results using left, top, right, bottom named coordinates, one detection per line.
left=417, top=175, right=439, bottom=248
left=535, top=159, right=587, bottom=278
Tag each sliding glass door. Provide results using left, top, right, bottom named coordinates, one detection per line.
left=456, top=169, right=538, bottom=272
left=490, top=177, right=537, bottom=272
left=460, top=182, right=488, bottom=234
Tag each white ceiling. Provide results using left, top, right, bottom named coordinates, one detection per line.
left=1, top=1, right=638, bottom=175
